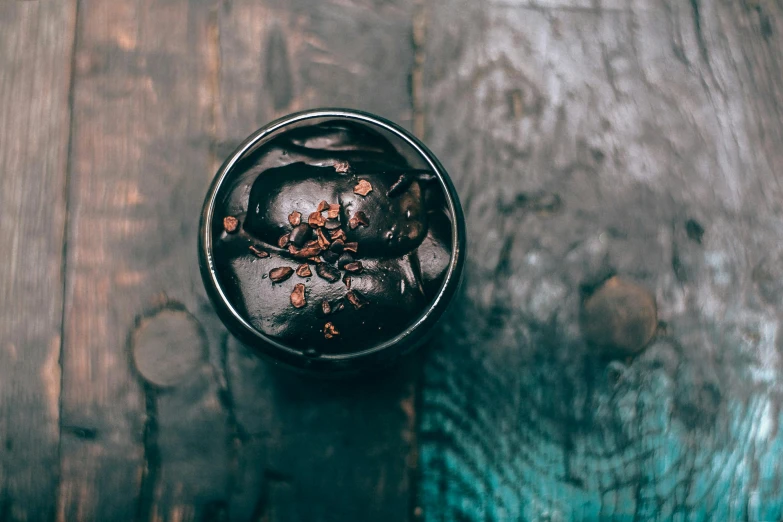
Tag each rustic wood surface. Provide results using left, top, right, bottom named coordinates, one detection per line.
left=4, top=0, right=417, bottom=520
left=60, top=1, right=226, bottom=519
left=0, top=1, right=76, bottom=520
left=417, top=0, right=783, bottom=521
left=2, top=0, right=783, bottom=520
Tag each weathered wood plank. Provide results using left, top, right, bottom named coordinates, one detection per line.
left=218, top=0, right=415, bottom=138
left=418, top=0, right=783, bottom=520
left=60, top=0, right=230, bottom=519
left=0, top=1, right=75, bottom=519
left=217, top=1, right=418, bottom=520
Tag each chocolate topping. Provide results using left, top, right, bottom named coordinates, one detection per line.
left=269, top=267, right=294, bottom=283
left=322, top=250, right=339, bottom=264
left=315, top=228, right=331, bottom=250
left=289, top=223, right=312, bottom=247
left=354, top=180, right=373, bottom=196
left=334, top=161, right=350, bottom=173
left=337, top=253, right=354, bottom=269
left=308, top=211, right=326, bottom=228
left=324, top=218, right=341, bottom=230
left=223, top=216, right=239, bottom=233
left=346, top=290, right=368, bottom=309
left=296, top=264, right=312, bottom=278
left=213, top=120, right=452, bottom=354
left=315, top=263, right=341, bottom=283
left=330, top=229, right=347, bottom=242
left=344, top=261, right=363, bottom=273
left=323, top=322, right=340, bottom=339
left=290, top=283, right=306, bottom=309
left=249, top=245, right=269, bottom=258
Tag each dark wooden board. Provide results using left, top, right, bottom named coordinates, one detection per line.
left=60, top=0, right=230, bottom=519
left=0, top=1, right=75, bottom=520
left=217, top=1, right=418, bottom=520
left=417, top=0, right=783, bottom=520
left=55, top=0, right=419, bottom=520
left=7, top=0, right=783, bottom=518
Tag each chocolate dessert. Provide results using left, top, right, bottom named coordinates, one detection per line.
left=211, top=120, right=453, bottom=355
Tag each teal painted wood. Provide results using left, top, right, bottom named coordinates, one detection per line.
left=416, top=0, right=783, bottom=520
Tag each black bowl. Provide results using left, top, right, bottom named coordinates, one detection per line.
left=199, top=109, right=465, bottom=375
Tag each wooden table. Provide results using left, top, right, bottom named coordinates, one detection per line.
left=2, top=0, right=782, bottom=520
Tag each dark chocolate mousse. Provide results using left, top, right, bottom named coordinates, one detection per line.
left=212, top=120, right=452, bottom=354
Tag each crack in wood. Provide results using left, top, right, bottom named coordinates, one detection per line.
left=217, top=330, right=245, bottom=517
left=0, top=489, right=10, bottom=522
left=58, top=0, right=81, bottom=493
left=61, top=425, right=99, bottom=440
left=134, top=390, right=160, bottom=522
left=490, top=2, right=628, bottom=13
left=201, top=500, right=229, bottom=522
left=412, top=0, right=427, bottom=139
left=265, top=24, right=294, bottom=112
left=207, top=2, right=223, bottom=177
left=249, top=469, right=294, bottom=522
left=689, top=0, right=710, bottom=65
left=405, top=364, right=424, bottom=522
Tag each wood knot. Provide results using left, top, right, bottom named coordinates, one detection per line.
left=580, top=276, right=657, bottom=357
left=131, top=307, right=206, bottom=388
left=752, top=254, right=783, bottom=306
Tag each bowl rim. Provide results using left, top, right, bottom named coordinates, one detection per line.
left=199, top=108, right=466, bottom=366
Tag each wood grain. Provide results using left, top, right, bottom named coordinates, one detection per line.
left=218, top=0, right=416, bottom=139
left=0, top=1, right=75, bottom=519
left=417, top=0, right=783, bottom=520
left=217, top=1, right=418, bottom=520
left=60, top=0, right=230, bottom=519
